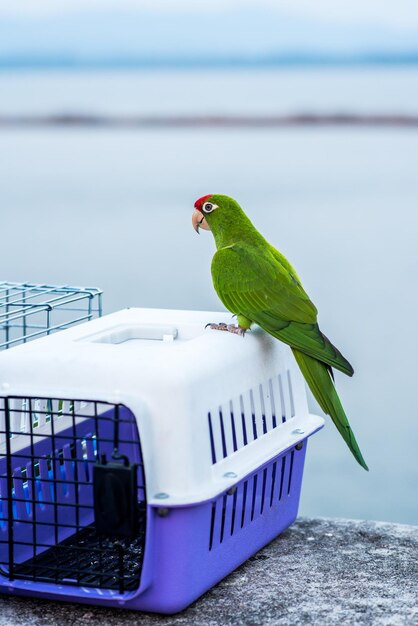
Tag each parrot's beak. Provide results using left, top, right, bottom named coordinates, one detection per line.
left=192, top=209, right=211, bottom=234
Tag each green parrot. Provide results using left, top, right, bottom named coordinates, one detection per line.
left=192, top=193, right=368, bottom=470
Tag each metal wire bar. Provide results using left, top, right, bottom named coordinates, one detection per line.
left=4, top=399, right=14, bottom=580
left=0, top=286, right=101, bottom=312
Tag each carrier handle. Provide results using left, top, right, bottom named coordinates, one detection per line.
left=81, top=323, right=178, bottom=344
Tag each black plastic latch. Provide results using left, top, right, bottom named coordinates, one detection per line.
left=93, top=454, right=138, bottom=539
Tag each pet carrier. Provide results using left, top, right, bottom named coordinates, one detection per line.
left=0, top=307, right=324, bottom=614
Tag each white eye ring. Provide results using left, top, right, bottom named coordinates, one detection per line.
left=202, top=202, right=218, bottom=214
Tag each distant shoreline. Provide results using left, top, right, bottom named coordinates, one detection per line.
left=1, top=114, right=417, bottom=129
left=1, top=53, right=418, bottom=71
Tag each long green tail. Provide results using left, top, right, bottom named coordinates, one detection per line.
left=292, top=348, right=368, bottom=471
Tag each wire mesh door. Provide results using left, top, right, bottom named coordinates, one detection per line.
left=0, top=397, right=146, bottom=593
left=0, top=282, right=102, bottom=350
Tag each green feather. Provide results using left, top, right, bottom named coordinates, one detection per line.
left=201, top=194, right=367, bottom=470
left=292, top=349, right=368, bottom=470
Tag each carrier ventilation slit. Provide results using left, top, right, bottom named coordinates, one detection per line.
left=229, top=401, right=238, bottom=453
left=270, top=461, right=277, bottom=508
left=279, top=457, right=286, bottom=500
left=218, top=409, right=228, bottom=459
left=278, top=375, right=286, bottom=423
left=208, top=502, right=216, bottom=551
left=250, top=475, right=258, bottom=522
left=268, top=378, right=277, bottom=429
left=259, top=385, right=268, bottom=435
left=260, top=468, right=267, bottom=515
left=287, top=450, right=295, bottom=495
left=287, top=370, right=295, bottom=418
left=220, top=496, right=227, bottom=543
left=241, top=481, right=248, bottom=529
left=239, top=395, right=248, bottom=447
left=230, top=489, right=237, bottom=536
left=207, top=413, right=217, bottom=464
left=249, top=389, right=258, bottom=441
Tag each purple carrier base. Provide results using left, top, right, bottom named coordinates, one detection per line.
left=0, top=434, right=307, bottom=614
left=138, top=443, right=307, bottom=614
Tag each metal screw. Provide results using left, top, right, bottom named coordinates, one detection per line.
left=223, top=471, right=237, bottom=479
left=295, top=442, right=304, bottom=451
left=154, top=492, right=169, bottom=500
left=157, top=507, right=169, bottom=517
left=226, top=486, right=237, bottom=496
left=292, top=428, right=305, bottom=435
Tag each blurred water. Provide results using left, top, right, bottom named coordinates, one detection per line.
left=1, top=68, right=418, bottom=115
left=0, top=69, right=417, bottom=525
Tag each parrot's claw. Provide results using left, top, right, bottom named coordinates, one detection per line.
left=205, top=323, right=248, bottom=337
left=205, top=322, right=228, bottom=331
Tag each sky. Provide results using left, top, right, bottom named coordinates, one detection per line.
left=0, top=0, right=418, bottom=28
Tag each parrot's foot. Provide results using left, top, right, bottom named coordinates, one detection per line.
left=205, top=323, right=248, bottom=337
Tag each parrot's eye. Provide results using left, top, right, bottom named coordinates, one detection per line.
left=202, top=202, right=218, bottom=214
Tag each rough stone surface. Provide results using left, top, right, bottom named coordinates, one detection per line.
left=0, top=517, right=417, bottom=626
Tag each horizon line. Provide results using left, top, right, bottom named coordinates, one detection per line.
left=1, top=51, right=418, bottom=70
left=1, top=113, right=417, bottom=129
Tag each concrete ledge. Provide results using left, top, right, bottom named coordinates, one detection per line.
left=0, top=517, right=416, bottom=626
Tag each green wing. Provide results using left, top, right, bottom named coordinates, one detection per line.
left=211, top=243, right=353, bottom=376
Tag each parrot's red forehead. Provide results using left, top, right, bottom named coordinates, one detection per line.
left=194, top=194, right=213, bottom=211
